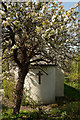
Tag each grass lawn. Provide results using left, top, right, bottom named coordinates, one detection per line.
left=64, top=84, right=80, bottom=101
left=1, top=82, right=80, bottom=120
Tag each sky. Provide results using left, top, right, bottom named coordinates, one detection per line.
left=62, top=2, right=77, bottom=10
left=61, top=0, right=79, bottom=2
left=35, top=1, right=79, bottom=10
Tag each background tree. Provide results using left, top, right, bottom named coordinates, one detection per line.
left=1, top=1, right=78, bottom=114
left=65, top=54, right=80, bottom=90
left=68, top=59, right=78, bottom=82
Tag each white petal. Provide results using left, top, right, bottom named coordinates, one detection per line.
left=0, top=10, right=5, bottom=15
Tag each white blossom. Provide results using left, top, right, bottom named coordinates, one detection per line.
left=66, top=39, right=68, bottom=42
left=7, top=5, right=11, bottom=9
left=58, top=15, right=61, bottom=19
left=5, top=71, right=9, bottom=74
left=12, top=45, right=17, bottom=49
left=46, top=28, right=51, bottom=33
left=51, top=29, right=55, bottom=34
left=36, top=26, right=42, bottom=32
left=7, top=77, right=9, bottom=80
left=6, top=41, right=9, bottom=44
left=56, top=29, right=58, bottom=34
left=52, top=15, right=56, bottom=19
left=62, top=14, right=66, bottom=17
left=13, top=20, right=19, bottom=25
left=42, top=5, right=48, bottom=13
left=42, top=34, right=46, bottom=39
left=52, top=15, right=56, bottom=22
left=6, top=17, right=10, bottom=20
left=64, top=16, right=68, bottom=22
left=2, top=20, right=8, bottom=24
left=61, top=26, right=64, bottom=29
left=0, top=10, right=5, bottom=15
left=15, top=34, right=19, bottom=40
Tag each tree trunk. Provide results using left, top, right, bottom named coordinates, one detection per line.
left=13, top=67, right=29, bottom=114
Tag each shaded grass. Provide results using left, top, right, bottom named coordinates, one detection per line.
left=64, top=83, right=80, bottom=101
left=2, top=83, right=80, bottom=120
left=2, top=109, right=56, bottom=120
left=51, top=101, right=80, bottom=120
left=51, top=83, right=80, bottom=120
left=2, top=103, right=80, bottom=120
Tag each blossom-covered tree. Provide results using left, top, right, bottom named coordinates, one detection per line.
left=1, top=1, right=78, bottom=114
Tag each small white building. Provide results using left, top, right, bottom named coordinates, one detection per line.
left=24, top=64, right=64, bottom=105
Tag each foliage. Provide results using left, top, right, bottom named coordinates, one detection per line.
left=68, top=60, right=78, bottom=82
left=2, top=71, right=16, bottom=102
left=1, top=1, right=79, bottom=113
left=1, top=1, right=79, bottom=70
left=2, top=50, right=16, bottom=102
left=65, top=55, right=80, bottom=91
left=65, top=80, right=79, bottom=90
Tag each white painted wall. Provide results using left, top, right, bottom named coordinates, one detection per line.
left=55, top=68, right=64, bottom=96
left=14, top=65, right=64, bottom=104
left=24, top=65, right=64, bottom=104
left=24, top=66, right=56, bottom=104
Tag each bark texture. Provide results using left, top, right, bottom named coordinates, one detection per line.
left=13, top=67, right=29, bottom=114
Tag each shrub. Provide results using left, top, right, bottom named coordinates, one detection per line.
left=2, top=70, right=16, bottom=102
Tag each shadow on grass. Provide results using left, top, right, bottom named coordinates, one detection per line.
left=64, top=84, right=80, bottom=101
left=2, top=104, right=9, bottom=112
left=2, top=110, right=59, bottom=120
left=53, top=84, right=80, bottom=120
left=2, top=83, right=80, bottom=120
left=55, top=83, right=80, bottom=106
left=2, top=105, right=80, bottom=120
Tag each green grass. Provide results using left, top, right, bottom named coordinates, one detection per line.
left=2, top=105, right=80, bottom=120
left=2, top=82, right=80, bottom=120
left=51, top=82, right=80, bottom=120
left=65, top=80, right=79, bottom=90
left=51, top=101, right=80, bottom=120
left=2, top=109, right=55, bottom=120
left=64, top=83, right=80, bottom=101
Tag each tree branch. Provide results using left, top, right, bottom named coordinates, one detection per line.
left=30, top=58, right=51, bottom=64
left=2, top=2, right=7, bottom=12
left=13, top=48, right=22, bottom=68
